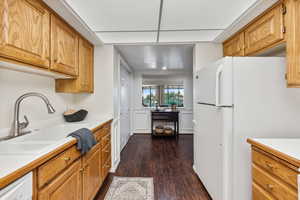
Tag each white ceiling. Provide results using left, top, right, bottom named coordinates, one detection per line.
left=65, top=0, right=258, bottom=44
left=116, top=45, right=193, bottom=74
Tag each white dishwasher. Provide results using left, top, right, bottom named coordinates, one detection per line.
left=0, top=172, right=32, bottom=200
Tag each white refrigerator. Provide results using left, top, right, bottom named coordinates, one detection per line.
left=193, top=57, right=300, bottom=200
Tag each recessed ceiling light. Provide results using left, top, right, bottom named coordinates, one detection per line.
left=150, top=64, right=156, bottom=69
left=162, top=66, right=167, bottom=70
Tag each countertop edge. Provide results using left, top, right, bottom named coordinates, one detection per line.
left=0, top=118, right=113, bottom=189
left=247, top=138, right=300, bottom=169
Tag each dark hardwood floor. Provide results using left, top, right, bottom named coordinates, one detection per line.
left=95, top=134, right=211, bottom=200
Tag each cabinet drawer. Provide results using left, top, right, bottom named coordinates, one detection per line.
left=244, top=3, right=284, bottom=55
left=37, top=145, right=81, bottom=188
left=102, top=158, right=111, bottom=180
left=253, top=182, right=275, bottom=200
left=252, top=164, right=297, bottom=200
left=252, top=149, right=298, bottom=189
left=102, top=143, right=111, bottom=164
left=38, top=159, right=82, bottom=200
left=94, top=129, right=103, bottom=142
left=101, top=132, right=111, bottom=148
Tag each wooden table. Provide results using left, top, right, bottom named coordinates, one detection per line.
left=151, top=111, right=179, bottom=138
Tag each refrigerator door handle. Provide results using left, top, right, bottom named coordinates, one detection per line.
left=215, top=64, right=223, bottom=107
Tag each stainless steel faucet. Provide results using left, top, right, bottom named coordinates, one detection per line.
left=12, top=92, right=55, bottom=137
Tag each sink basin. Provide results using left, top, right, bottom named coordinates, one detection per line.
left=0, top=142, right=53, bottom=154
left=11, top=123, right=90, bottom=142
left=0, top=122, right=90, bottom=154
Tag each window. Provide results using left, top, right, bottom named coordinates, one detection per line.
left=163, top=85, right=184, bottom=107
left=142, top=84, right=184, bottom=107
left=142, top=85, right=158, bottom=107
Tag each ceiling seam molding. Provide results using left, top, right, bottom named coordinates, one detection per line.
left=157, top=0, right=164, bottom=42
left=94, top=29, right=224, bottom=33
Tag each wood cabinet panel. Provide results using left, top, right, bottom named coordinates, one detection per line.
left=252, top=149, right=298, bottom=189
left=102, top=158, right=111, bottom=180
left=55, top=37, right=94, bottom=93
left=78, top=38, right=94, bottom=92
left=38, top=159, right=82, bottom=200
left=253, top=182, right=275, bottom=200
left=102, top=143, right=111, bottom=165
left=0, top=0, right=50, bottom=68
left=82, top=148, right=101, bottom=200
left=101, top=131, right=111, bottom=148
left=50, top=14, right=78, bottom=76
left=252, top=164, right=297, bottom=200
left=285, top=0, right=300, bottom=87
left=37, top=145, right=81, bottom=188
left=244, top=4, right=284, bottom=55
left=223, top=33, right=244, bottom=56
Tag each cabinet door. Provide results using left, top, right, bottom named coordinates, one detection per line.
left=244, top=4, right=284, bottom=55
left=223, top=33, right=244, bottom=56
left=0, top=0, right=50, bottom=68
left=83, top=148, right=101, bottom=200
left=78, top=38, right=94, bottom=92
left=286, top=0, right=300, bottom=87
left=38, top=159, right=82, bottom=200
left=50, top=14, right=78, bottom=76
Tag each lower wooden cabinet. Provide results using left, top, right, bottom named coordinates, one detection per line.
left=82, top=147, right=102, bottom=200
left=38, top=159, right=82, bottom=200
left=35, top=121, right=112, bottom=200
left=250, top=147, right=298, bottom=200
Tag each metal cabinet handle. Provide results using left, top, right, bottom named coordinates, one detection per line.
left=265, top=162, right=274, bottom=169
left=63, top=157, right=71, bottom=161
left=266, top=184, right=274, bottom=190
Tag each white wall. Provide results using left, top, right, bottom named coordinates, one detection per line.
left=132, top=72, right=194, bottom=134
left=74, top=45, right=114, bottom=117
left=0, top=68, right=75, bottom=133
left=193, top=42, right=223, bottom=106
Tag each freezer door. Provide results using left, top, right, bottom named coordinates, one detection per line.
left=196, top=57, right=233, bottom=107
left=194, top=104, right=233, bottom=200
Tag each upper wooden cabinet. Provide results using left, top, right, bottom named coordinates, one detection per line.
left=79, top=38, right=94, bottom=92
left=55, top=37, right=94, bottom=93
left=0, top=0, right=50, bottom=68
left=50, top=15, right=79, bottom=76
left=223, top=33, right=244, bottom=56
left=285, top=0, right=300, bottom=87
left=244, top=3, right=285, bottom=55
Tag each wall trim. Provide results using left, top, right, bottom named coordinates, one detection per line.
left=214, top=0, right=278, bottom=43
left=110, top=158, right=120, bottom=173
left=42, top=0, right=102, bottom=46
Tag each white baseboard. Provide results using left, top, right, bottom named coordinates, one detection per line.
left=193, top=165, right=199, bottom=177
left=110, top=158, right=120, bottom=173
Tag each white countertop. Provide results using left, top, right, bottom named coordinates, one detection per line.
left=251, top=138, right=300, bottom=163
left=0, top=115, right=112, bottom=180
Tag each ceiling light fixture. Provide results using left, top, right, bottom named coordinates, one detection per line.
left=162, top=66, right=167, bottom=70
left=150, top=64, right=156, bottom=69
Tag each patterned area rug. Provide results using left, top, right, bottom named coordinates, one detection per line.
left=104, top=177, right=154, bottom=200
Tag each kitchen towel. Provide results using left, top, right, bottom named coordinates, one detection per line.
left=68, top=128, right=97, bottom=154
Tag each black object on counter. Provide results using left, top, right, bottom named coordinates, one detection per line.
left=68, top=128, right=97, bottom=155
left=64, top=109, right=88, bottom=122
